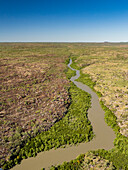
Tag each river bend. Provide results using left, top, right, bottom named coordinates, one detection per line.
left=12, top=59, right=115, bottom=170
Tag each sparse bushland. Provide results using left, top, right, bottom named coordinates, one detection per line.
left=2, top=73, right=93, bottom=169
left=0, top=43, right=71, bottom=167
left=69, top=43, right=128, bottom=137
left=1, top=44, right=94, bottom=169
left=62, top=46, right=128, bottom=169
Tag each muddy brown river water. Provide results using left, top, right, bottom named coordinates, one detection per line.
left=12, top=59, right=116, bottom=170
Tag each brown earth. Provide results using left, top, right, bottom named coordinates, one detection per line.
left=0, top=43, right=70, bottom=164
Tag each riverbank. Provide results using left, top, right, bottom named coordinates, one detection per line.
left=62, top=56, right=128, bottom=169
left=69, top=44, right=128, bottom=137
left=10, top=59, right=115, bottom=170
left=1, top=43, right=128, bottom=170
left=2, top=59, right=93, bottom=169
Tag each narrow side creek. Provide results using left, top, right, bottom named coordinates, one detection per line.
left=12, top=59, right=115, bottom=170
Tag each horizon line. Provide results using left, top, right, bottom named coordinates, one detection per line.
left=0, top=41, right=128, bottom=43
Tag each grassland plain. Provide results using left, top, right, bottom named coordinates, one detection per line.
left=65, top=43, right=128, bottom=169
left=50, top=43, right=128, bottom=170
left=70, top=43, right=128, bottom=137
left=0, top=43, right=94, bottom=169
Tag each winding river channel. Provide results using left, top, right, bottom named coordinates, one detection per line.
left=12, top=59, right=116, bottom=170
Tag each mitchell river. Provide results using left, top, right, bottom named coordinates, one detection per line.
left=12, top=59, right=115, bottom=170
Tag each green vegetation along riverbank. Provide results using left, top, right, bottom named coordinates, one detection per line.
left=50, top=152, right=115, bottom=170
left=73, top=53, right=128, bottom=169
left=1, top=65, right=94, bottom=169
left=69, top=43, right=128, bottom=137
left=0, top=43, right=72, bottom=166
left=1, top=43, right=127, bottom=169
left=53, top=54, right=128, bottom=170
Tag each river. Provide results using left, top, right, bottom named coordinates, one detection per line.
left=12, top=59, right=115, bottom=170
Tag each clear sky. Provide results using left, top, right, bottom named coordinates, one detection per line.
left=0, top=0, right=128, bottom=42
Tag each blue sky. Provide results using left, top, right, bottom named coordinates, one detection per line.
left=0, top=0, right=128, bottom=42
